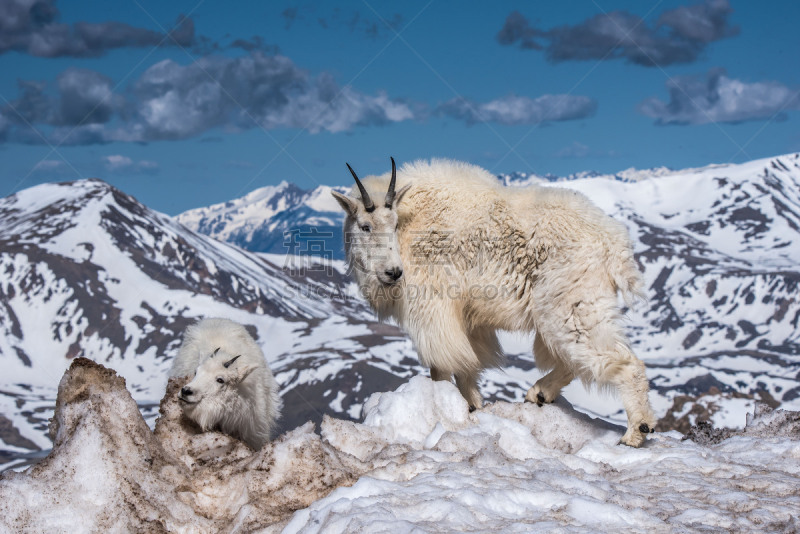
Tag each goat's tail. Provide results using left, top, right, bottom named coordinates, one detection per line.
left=609, top=247, right=647, bottom=308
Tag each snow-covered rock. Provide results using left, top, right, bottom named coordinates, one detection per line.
left=1, top=360, right=798, bottom=532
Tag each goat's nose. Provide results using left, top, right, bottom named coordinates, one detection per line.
left=385, top=267, right=403, bottom=281
left=181, top=386, right=193, bottom=397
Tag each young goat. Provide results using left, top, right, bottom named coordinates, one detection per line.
left=169, top=318, right=282, bottom=449
left=332, top=158, right=656, bottom=447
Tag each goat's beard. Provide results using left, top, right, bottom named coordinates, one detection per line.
left=182, top=396, right=225, bottom=431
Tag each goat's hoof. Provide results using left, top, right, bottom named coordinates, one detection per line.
left=469, top=405, right=476, bottom=413
left=639, top=423, right=652, bottom=434
left=619, top=432, right=646, bottom=448
left=524, top=387, right=552, bottom=406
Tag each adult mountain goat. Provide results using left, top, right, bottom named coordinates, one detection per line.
left=332, top=158, right=657, bottom=447
left=169, top=318, right=282, bottom=450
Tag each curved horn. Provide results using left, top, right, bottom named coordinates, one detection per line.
left=385, top=157, right=397, bottom=208
left=223, top=354, right=241, bottom=368
left=345, top=163, right=375, bottom=212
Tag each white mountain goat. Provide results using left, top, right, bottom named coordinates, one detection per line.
left=169, top=318, right=282, bottom=449
left=332, top=158, right=657, bottom=447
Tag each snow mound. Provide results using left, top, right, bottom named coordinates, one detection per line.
left=2, top=362, right=799, bottom=532
left=0, top=359, right=364, bottom=532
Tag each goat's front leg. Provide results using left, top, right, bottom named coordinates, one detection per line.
left=407, top=302, right=483, bottom=412
left=430, top=366, right=451, bottom=382
left=455, top=371, right=483, bottom=412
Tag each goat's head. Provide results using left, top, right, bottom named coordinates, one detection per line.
left=331, top=157, right=411, bottom=286
left=177, top=347, right=256, bottom=430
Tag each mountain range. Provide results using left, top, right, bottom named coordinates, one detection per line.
left=2, top=153, right=799, bottom=470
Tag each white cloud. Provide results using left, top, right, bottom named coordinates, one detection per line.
left=32, top=160, right=67, bottom=172
left=102, top=155, right=159, bottom=175
left=131, top=54, right=416, bottom=140
left=639, top=69, right=800, bottom=125
left=438, top=94, right=596, bottom=125
left=104, top=155, right=133, bottom=170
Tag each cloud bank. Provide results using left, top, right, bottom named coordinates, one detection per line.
left=0, top=0, right=194, bottom=57
left=438, top=94, right=597, bottom=126
left=497, top=0, right=737, bottom=67
left=0, top=51, right=417, bottom=145
left=639, top=69, right=800, bottom=125
left=0, top=52, right=598, bottom=144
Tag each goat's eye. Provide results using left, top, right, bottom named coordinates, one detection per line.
left=360, top=224, right=371, bottom=233
left=216, top=377, right=224, bottom=384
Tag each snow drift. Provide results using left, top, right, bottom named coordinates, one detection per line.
left=1, top=358, right=799, bottom=532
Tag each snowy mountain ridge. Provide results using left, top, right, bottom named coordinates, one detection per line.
left=1, top=153, right=799, bottom=473
left=498, top=163, right=677, bottom=186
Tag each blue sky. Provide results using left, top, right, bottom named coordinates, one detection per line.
left=1, top=0, right=799, bottom=214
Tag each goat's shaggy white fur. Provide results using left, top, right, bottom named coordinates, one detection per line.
left=169, top=318, right=282, bottom=449
left=334, top=159, right=657, bottom=447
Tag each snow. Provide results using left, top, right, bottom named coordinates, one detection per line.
left=2, top=360, right=798, bottom=532
left=3, top=153, right=800, bottom=523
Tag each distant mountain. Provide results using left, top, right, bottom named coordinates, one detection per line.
left=176, top=181, right=347, bottom=259
left=2, top=153, right=800, bottom=471
left=497, top=165, right=676, bottom=186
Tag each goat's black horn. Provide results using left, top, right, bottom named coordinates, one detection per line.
left=346, top=163, right=375, bottom=212
left=385, top=157, right=397, bottom=208
left=223, top=354, right=241, bottom=368
left=212, top=347, right=220, bottom=356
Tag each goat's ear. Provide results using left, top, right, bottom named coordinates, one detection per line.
left=393, top=184, right=412, bottom=208
left=331, top=190, right=358, bottom=217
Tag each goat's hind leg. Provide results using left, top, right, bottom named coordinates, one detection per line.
left=577, top=305, right=656, bottom=447
left=525, top=332, right=574, bottom=406
left=566, top=303, right=656, bottom=447
left=533, top=295, right=656, bottom=447
left=611, top=355, right=657, bottom=447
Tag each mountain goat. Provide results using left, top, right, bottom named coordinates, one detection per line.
left=169, top=318, right=282, bottom=450
left=332, top=158, right=657, bottom=447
